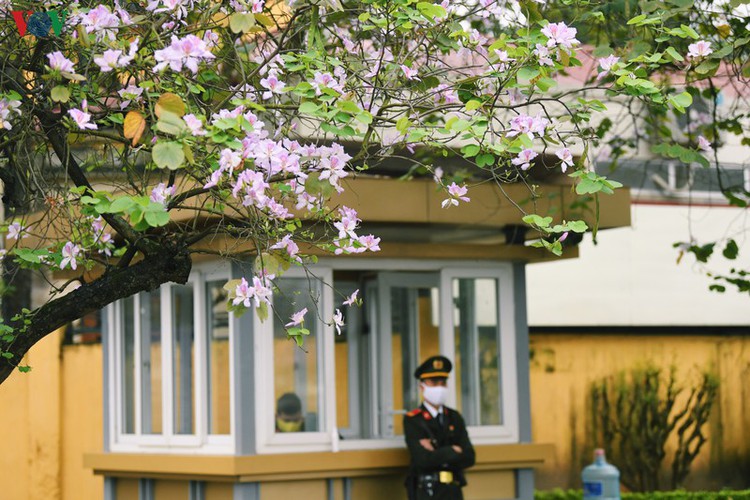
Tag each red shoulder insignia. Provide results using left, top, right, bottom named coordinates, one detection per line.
left=422, top=411, right=432, bottom=420
left=406, top=408, right=422, bottom=417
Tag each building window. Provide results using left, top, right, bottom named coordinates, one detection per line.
left=109, top=264, right=232, bottom=452
left=256, top=261, right=520, bottom=452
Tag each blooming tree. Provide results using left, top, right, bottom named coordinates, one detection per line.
left=0, top=0, right=747, bottom=383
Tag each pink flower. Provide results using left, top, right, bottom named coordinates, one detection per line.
left=94, top=39, right=138, bottom=72
left=555, top=147, right=574, bottom=172
left=358, top=234, right=381, bottom=252
left=183, top=114, right=206, bottom=136
left=492, top=49, right=513, bottom=72
left=534, top=44, right=554, bottom=66
left=332, top=309, right=344, bottom=335
left=270, top=234, right=301, bottom=262
left=597, top=55, right=620, bottom=80
left=285, top=307, right=308, bottom=327
left=687, top=41, right=712, bottom=58
left=79, top=5, right=121, bottom=41
left=260, top=71, right=286, bottom=99
left=507, top=114, right=548, bottom=140
left=150, top=183, right=176, bottom=206
left=541, top=22, right=579, bottom=50
left=233, top=277, right=254, bottom=308
left=0, top=97, right=21, bottom=130
left=343, top=289, right=360, bottom=306
left=60, top=241, right=81, bottom=270
left=118, top=85, right=144, bottom=109
left=400, top=65, right=420, bottom=81
left=441, top=182, right=470, bottom=208
left=68, top=107, right=97, bottom=130
left=6, top=222, right=26, bottom=241
left=47, top=51, right=75, bottom=73
left=334, top=206, right=360, bottom=238
left=512, top=149, right=538, bottom=170
left=698, top=135, right=712, bottom=152
left=154, top=35, right=215, bottom=74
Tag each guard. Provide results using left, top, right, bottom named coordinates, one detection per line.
left=403, top=355, right=475, bottom=500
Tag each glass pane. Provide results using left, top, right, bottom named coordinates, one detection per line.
left=332, top=280, right=362, bottom=438
left=141, top=290, right=162, bottom=434
left=172, top=284, right=195, bottom=435
left=453, top=278, right=502, bottom=426
left=206, top=280, right=230, bottom=435
left=390, top=286, right=439, bottom=436
left=273, top=278, right=321, bottom=433
left=122, top=296, right=136, bottom=434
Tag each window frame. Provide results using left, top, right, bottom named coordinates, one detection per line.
left=439, top=267, right=520, bottom=444
left=108, top=262, right=234, bottom=454
left=253, top=266, right=338, bottom=454
left=254, top=258, right=521, bottom=453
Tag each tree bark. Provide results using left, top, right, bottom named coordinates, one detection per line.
left=0, top=246, right=192, bottom=384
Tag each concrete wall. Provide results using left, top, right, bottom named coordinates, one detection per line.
left=530, top=331, right=750, bottom=490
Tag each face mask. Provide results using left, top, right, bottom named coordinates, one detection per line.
left=422, top=384, right=448, bottom=407
left=276, top=418, right=303, bottom=433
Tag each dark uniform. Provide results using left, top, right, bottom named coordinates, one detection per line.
left=403, top=356, right=475, bottom=500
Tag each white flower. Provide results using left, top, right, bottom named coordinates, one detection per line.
left=0, top=97, right=21, bottom=130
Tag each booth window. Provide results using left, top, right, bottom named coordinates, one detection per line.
left=110, top=265, right=232, bottom=452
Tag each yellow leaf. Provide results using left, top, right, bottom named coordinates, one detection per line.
left=123, top=111, right=146, bottom=146
left=155, top=93, right=186, bottom=118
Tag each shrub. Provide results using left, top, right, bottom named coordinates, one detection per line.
left=535, top=489, right=750, bottom=500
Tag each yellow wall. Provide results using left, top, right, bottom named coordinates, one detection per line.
left=0, top=331, right=102, bottom=500
left=530, top=332, right=750, bottom=490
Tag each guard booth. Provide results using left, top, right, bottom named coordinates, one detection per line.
left=83, top=175, right=630, bottom=500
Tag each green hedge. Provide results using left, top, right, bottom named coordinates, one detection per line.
left=535, top=489, right=750, bottom=500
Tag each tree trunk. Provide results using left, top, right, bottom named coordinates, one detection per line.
left=0, top=246, right=192, bottom=384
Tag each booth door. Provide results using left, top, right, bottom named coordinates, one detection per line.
left=370, top=272, right=441, bottom=438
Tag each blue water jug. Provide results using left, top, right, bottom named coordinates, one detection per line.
left=582, top=449, right=620, bottom=500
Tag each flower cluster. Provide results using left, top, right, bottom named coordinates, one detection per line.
left=154, top=35, right=215, bottom=74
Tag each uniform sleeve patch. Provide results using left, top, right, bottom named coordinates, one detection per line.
left=406, top=408, right=421, bottom=417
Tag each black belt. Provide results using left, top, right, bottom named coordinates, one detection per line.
left=418, top=471, right=459, bottom=486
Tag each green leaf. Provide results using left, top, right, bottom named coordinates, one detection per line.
left=723, top=239, right=739, bottom=260
left=669, top=91, right=693, bottom=113
left=517, top=67, right=540, bottom=83
left=461, top=144, right=480, bottom=158
left=229, top=12, right=256, bottom=33
left=152, top=142, right=185, bottom=170
left=681, top=24, right=700, bottom=39
left=156, top=111, right=186, bottom=136
left=522, top=214, right=553, bottom=229
left=665, top=47, right=684, bottom=62
left=298, top=101, right=319, bottom=115
left=416, top=2, right=447, bottom=20
left=108, top=196, right=136, bottom=213
left=465, top=100, right=482, bottom=111
left=567, top=220, right=589, bottom=233
left=144, top=210, right=170, bottom=227
left=51, top=86, right=70, bottom=103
